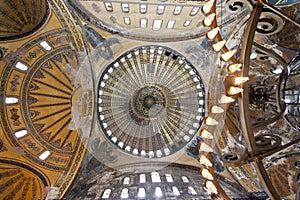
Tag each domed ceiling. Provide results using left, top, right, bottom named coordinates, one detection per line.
left=0, top=0, right=49, bottom=41
left=97, top=45, right=206, bottom=158
left=0, top=0, right=299, bottom=199
left=0, top=0, right=91, bottom=198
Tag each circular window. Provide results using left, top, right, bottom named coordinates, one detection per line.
left=97, top=46, right=205, bottom=158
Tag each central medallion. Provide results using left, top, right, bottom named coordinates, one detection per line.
left=97, top=46, right=206, bottom=158
left=130, top=85, right=166, bottom=124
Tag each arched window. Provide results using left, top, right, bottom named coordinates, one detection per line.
left=123, top=177, right=130, bottom=185
left=155, top=186, right=163, bottom=197
left=102, top=189, right=112, bottom=199
left=181, top=176, right=189, bottom=183
left=5, top=97, right=19, bottom=104
left=151, top=172, right=161, bottom=183
left=15, top=62, right=28, bottom=71
left=172, top=186, right=180, bottom=196
left=137, top=188, right=146, bottom=198
left=39, top=150, right=50, bottom=160
left=120, top=188, right=128, bottom=198
left=15, top=130, right=28, bottom=138
left=139, top=174, right=146, bottom=183
left=188, top=186, right=197, bottom=195
left=40, top=41, right=52, bottom=51
left=165, top=174, right=173, bottom=182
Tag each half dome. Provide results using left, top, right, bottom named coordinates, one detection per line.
left=0, top=0, right=49, bottom=41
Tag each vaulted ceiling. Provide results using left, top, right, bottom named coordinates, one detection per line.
left=0, top=0, right=299, bottom=199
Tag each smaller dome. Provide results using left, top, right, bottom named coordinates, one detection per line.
left=0, top=0, right=49, bottom=41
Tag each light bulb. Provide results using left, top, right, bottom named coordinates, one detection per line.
left=206, top=27, right=219, bottom=40
left=205, top=117, right=218, bottom=125
left=199, top=142, right=214, bottom=152
left=200, top=129, right=213, bottom=139
left=201, top=168, right=214, bottom=180
left=228, top=86, right=243, bottom=95
left=203, top=13, right=215, bottom=27
left=221, top=49, right=237, bottom=62
left=205, top=180, right=218, bottom=194
left=199, top=155, right=213, bottom=167
left=211, top=105, right=224, bottom=113
left=234, top=77, right=249, bottom=85
left=219, top=95, right=235, bottom=103
left=212, top=40, right=226, bottom=52
left=202, top=0, right=214, bottom=14
left=228, top=63, right=242, bottom=73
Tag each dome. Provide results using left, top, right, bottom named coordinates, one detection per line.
left=0, top=0, right=300, bottom=199
left=0, top=0, right=49, bottom=41
left=97, top=45, right=205, bottom=158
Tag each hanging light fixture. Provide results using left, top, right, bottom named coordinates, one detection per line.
left=199, top=142, right=214, bottom=152
left=201, top=168, right=214, bottom=180
left=228, top=63, right=242, bottom=73
left=203, top=13, right=216, bottom=27
left=219, top=95, right=235, bottom=103
left=202, top=0, right=215, bottom=14
left=211, top=105, right=224, bottom=114
left=221, top=49, right=237, bottom=62
left=228, top=86, right=243, bottom=95
left=206, top=27, right=219, bottom=40
left=233, top=77, right=249, bottom=85
left=200, top=129, right=214, bottom=139
left=205, top=117, right=218, bottom=125
left=205, top=180, right=218, bottom=194
left=199, top=155, right=213, bottom=167
left=212, top=40, right=226, bottom=52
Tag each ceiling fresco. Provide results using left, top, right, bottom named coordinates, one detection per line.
left=97, top=45, right=206, bottom=158
left=0, top=160, right=47, bottom=200
left=0, top=0, right=50, bottom=41
left=0, top=0, right=91, bottom=198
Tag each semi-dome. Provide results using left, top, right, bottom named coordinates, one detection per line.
left=0, top=0, right=49, bottom=41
